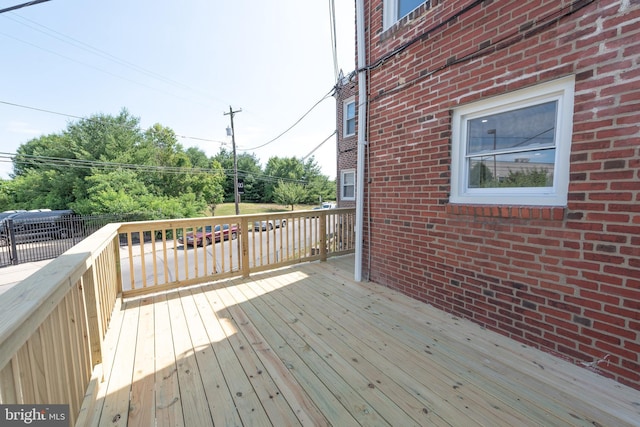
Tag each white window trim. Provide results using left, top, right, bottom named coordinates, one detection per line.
left=343, top=97, right=356, bottom=138
left=383, top=0, right=427, bottom=30
left=341, top=169, right=356, bottom=201
left=450, top=76, right=575, bottom=206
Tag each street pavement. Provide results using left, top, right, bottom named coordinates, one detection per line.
left=0, top=260, right=52, bottom=296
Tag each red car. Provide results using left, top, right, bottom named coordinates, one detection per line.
left=178, top=224, right=238, bottom=246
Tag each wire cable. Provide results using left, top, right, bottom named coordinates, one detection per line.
left=0, top=99, right=225, bottom=144
left=0, top=151, right=309, bottom=184
left=302, top=130, right=336, bottom=160
left=367, top=0, right=595, bottom=104
left=0, top=0, right=50, bottom=14
left=0, top=30, right=212, bottom=108
left=239, top=89, right=334, bottom=151
left=3, top=12, right=224, bottom=107
left=329, top=0, right=339, bottom=82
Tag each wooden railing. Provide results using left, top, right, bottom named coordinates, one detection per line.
left=0, top=208, right=355, bottom=425
left=118, top=208, right=356, bottom=297
left=0, top=224, right=121, bottom=426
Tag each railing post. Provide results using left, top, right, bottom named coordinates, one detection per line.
left=8, top=219, right=18, bottom=265
left=320, top=212, right=327, bottom=262
left=240, top=217, right=250, bottom=277
left=82, top=265, right=104, bottom=369
left=113, top=235, right=123, bottom=296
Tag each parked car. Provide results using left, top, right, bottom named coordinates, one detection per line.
left=0, top=210, right=78, bottom=246
left=253, top=219, right=287, bottom=231
left=313, top=202, right=336, bottom=210
left=178, top=224, right=238, bottom=247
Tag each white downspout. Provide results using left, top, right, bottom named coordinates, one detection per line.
left=355, top=0, right=367, bottom=281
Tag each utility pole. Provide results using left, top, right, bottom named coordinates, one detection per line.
left=224, top=106, right=242, bottom=215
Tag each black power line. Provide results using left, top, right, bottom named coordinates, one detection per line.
left=239, top=89, right=334, bottom=151
left=0, top=151, right=309, bottom=184
left=0, top=0, right=50, bottom=14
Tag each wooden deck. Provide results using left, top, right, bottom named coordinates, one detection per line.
left=81, top=255, right=640, bottom=426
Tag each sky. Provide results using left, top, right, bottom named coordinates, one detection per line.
left=0, top=0, right=356, bottom=180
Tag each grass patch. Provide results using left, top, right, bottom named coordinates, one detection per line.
left=210, top=202, right=318, bottom=216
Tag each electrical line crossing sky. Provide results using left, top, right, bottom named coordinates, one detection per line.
left=0, top=0, right=355, bottom=179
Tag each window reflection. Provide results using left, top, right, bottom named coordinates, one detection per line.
left=467, top=101, right=557, bottom=188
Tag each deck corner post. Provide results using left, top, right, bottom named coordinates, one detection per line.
left=113, top=234, right=123, bottom=296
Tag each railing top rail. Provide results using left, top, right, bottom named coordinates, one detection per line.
left=0, top=223, right=120, bottom=370
left=238, top=208, right=353, bottom=221
left=116, top=208, right=354, bottom=231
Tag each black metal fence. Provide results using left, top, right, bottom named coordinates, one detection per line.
left=0, top=213, right=144, bottom=268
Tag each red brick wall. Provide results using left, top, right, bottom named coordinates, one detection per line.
left=360, top=0, right=640, bottom=389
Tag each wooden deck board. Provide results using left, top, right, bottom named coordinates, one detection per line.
left=86, top=255, right=640, bottom=426
left=166, top=290, right=214, bottom=427
left=128, top=297, right=156, bottom=426
left=186, top=288, right=244, bottom=427
left=245, top=272, right=452, bottom=426
left=258, top=267, right=540, bottom=426
left=295, top=268, right=573, bottom=424
left=315, top=261, right=639, bottom=426
left=153, top=294, right=184, bottom=427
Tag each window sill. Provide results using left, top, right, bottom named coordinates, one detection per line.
left=446, top=204, right=565, bottom=221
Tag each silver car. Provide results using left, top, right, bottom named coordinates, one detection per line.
left=253, top=219, right=287, bottom=231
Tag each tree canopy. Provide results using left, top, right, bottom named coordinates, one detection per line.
left=273, top=180, right=307, bottom=211
left=0, top=110, right=336, bottom=217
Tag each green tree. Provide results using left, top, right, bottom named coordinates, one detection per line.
left=214, top=150, right=264, bottom=203
left=64, top=108, right=141, bottom=163
left=273, top=180, right=308, bottom=211
left=185, top=158, right=226, bottom=214
left=501, top=168, right=551, bottom=187
left=5, top=110, right=224, bottom=219
left=237, top=153, right=265, bottom=203
left=469, top=162, right=494, bottom=188
left=213, top=148, right=235, bottom=202
left=11, top=109, right=143, bottom=207
left=301, top=157, right=335, bottom=204
left=70, top=169, right=150, bottom=215
left=263, top=157, right=306, bottom=202
left=262, top=156, right=335, bottom=204
left=0, top=179, right=14, bottom=211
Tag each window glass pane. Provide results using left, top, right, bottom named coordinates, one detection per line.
left=342, top=171, right=355, bottom=198
left=346, top=118, right=355, bottom=135
left=467, top=101, right=557, bottom=155
left=398, top=0, right=426, bottom=19
left=468, top=148, right=555, bottom=188
left=345, top=101, right=356, bottom=135
left=343, top=172, right=354, bottom=185
left=343, top=186, right=355, bottom=198
left=346, top=101, right=355, bottom=119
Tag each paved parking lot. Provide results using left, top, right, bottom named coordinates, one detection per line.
left=0, top=260, right=52, bottom=296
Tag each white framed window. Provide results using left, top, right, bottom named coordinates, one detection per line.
left=383, top=0, right=429, bottom=30
left=341, top=169, right=356, bottom=201
left=344, top=98, right=356, bottom=137
left=450, top=76, right=575, bottom=206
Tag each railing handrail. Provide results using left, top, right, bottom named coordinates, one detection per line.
left=115, top=207, right=354, bottom=228
left=0, top=223, right=120, bottom=371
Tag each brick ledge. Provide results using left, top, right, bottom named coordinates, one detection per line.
left=446, top=204, right=566, bottom=221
